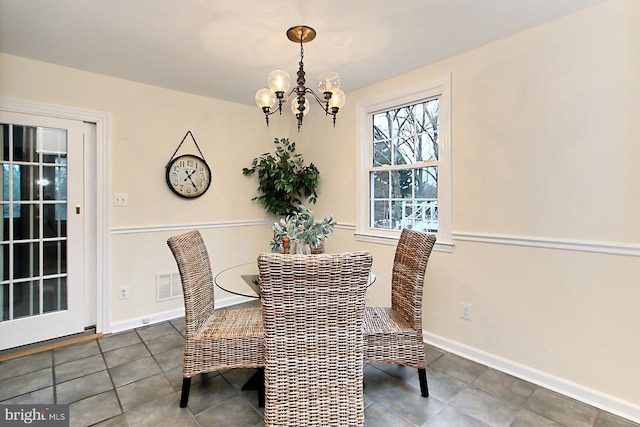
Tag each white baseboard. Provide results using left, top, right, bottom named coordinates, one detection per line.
left=424, top=332, right=640, bottom=424
left=108, top=296, right=256, bottom=334
left=110, top=307, right=185, bottom=333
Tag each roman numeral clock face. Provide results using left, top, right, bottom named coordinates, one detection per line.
left=166, top=154, right=212, bottom=198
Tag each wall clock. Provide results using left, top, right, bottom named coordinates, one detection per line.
left=166, top=131, right=212, bottom=199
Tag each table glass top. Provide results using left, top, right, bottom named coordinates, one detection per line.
left=214, top=262, right=375, bottom=299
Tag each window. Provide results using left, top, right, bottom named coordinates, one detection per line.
left=356, top=75, right=452, bottom=250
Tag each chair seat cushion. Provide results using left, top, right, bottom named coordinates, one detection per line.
left=196, top=307, right=264, bottom=340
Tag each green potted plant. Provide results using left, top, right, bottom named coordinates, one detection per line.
left=242, top=137, right=319, bottom=217
left=269, top=205, right=337, bottom=254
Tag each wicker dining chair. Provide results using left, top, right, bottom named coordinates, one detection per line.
left=167, top=230, right=264, bottom=408
left=258, top=251, right=373, bottom=427
left=363, top=228, right=437, bottom=397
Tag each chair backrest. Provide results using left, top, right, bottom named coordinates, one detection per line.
left=258, top=251, right=373, bottom=427
left=391, top=229, right=437, bottom=331
left=167, top=230, right=215, bottom=340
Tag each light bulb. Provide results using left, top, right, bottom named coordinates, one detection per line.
left=268, top=69, right=291, bottom=93
left=291, top=97, right=310, bottom=115
left=318, top=72, right=341, bottom=93
left=329, top=89, right=346, bottom=109
left=255, top=88, right=276, bottom=109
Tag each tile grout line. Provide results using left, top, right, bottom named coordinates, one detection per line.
left=96, top=336, right=127, bottom=420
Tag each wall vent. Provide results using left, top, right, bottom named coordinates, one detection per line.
left=157, top=272, right=182, bottom=302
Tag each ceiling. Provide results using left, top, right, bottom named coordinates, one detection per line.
left=0, top=0, right=604, bottom=107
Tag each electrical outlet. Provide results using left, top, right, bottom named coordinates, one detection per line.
left=460, top=302, right=472, bottom=320
left=114, top=193, right=128, bottom=206
left=119, top=286, right=130, bottom=300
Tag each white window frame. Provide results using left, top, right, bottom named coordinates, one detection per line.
left=355, top=74, right=453, bottom=251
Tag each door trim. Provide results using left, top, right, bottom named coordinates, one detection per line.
left=0, top=97, right=111, bottom=335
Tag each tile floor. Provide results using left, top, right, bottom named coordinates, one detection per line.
left=1, top=305, right=638, bottom=427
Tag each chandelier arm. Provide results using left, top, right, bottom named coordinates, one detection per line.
left=282, top=87, right=298, bottom=103
left=304, top=88, right=336, bottom=116
left=264, top=107, right=283, bottom=117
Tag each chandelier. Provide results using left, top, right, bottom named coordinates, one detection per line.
left=255, top=26, right=346, bottom=131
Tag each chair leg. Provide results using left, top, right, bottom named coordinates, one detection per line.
left=418, top=368, right=429, bottom=397
left=180, top=377, right=191, bottom=407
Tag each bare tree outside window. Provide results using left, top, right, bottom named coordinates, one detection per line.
left=370, top=98, right=439, bottom=232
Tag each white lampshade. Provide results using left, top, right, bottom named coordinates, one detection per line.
left=318, top=71, right=341, bottom=93
left=329, top=89, right=346, bottom=109
left=268, top=69, right=291, bottom=93
left=290, top=97, right=310, bottom=115
left=255, top=88, right=276, bottom=109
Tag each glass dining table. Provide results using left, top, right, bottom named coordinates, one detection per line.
left=214, top=261, right=376, bottom=298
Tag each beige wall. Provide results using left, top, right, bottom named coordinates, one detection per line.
left=305, top=0, right=640, bottom=413
left=0, top=53, right=291, bottom=325
left=1, top=0, right=638, bottom=417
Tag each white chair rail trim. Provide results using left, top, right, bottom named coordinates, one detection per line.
left=453, top=231, right=640, bottom=257
left=111, top=220, right=271, bottom=235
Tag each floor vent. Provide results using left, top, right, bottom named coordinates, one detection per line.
left=157, top=272, right=182, bottom=302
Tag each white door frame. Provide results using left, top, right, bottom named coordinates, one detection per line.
left=0, top=97, right=111, bottom=335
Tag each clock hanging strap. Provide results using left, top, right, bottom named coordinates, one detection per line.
left=167, top=130, right=207, bottom=166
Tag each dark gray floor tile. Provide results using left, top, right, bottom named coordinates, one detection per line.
left=220, top=367, right=260, bottom=391
left=425, top=344, right=446, bottom=365
left=185, top=373, right=238, bottom=415
left=136, top=322, right=178, bottom=341
left=103, top=342, right=151, bottom=368
left=372, top=362, right=420, bottom=382
left=195, top=395, right=263, bottom=427
left=450, top=386, right=521, bottom=426
left=54, top=353, right=106, bottom=383
left=98, top=330, right=142, bottom=352
left=124, top=393, right=199, bottom=427
left=117, top=373, right=174, bottom=412
left=109, top=356, right=162, bottom=387
left=162, top=366, right=207, bottom=394
left=424, top=368, right=468, bottom=403
left=164, top=365, right=189, bottom=391
left=240, top=387, right=266, bottom=413
left=428, top=353, right=486, bottom=384
left=92, top=414, right=128, bottom=426
left=424, top=405, right=492, bottom=427
left=363, top=364, right=405, bottom=401
left=365, top=401, right=417, bottom=427
left=143, top=330, right=184, bottom=355
left=170, top=317, right=185, bottom=335
left=0, top=351, right=52, bottom=381
left=510, top=408, right=564, bottom=426
left=595, top=411, right=640, bottom=427
left=4, top=317, right=633, bottom=427
left=56, top=370, right=113, bottom=404
left=473, top=368, right=536, bottom=406
left=154, top=346, right=184, bottom=372
left=68, top=390, right=122, bottom=427
left=377, top=382, right=445, bottom=426
left=524, top=388, right=599, bottom=427
left=0, top=386, right=54, bottom=404
left=54, top=340, right=101, bottom=365
left=0, top=367, right=52, bottom=401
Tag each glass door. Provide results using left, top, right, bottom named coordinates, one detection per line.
left=0, top=112, right=84, bottom=350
